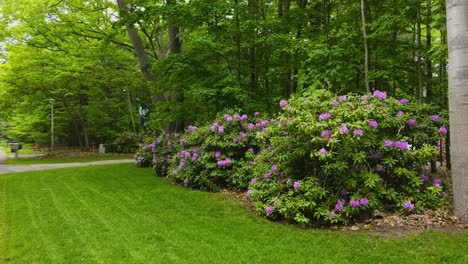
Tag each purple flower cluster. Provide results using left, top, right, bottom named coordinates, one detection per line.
left=368, top=120, right=378, bottom=129
left=399, top=98, right=409, bottom=105
left=403, top=200, right=414, bottom=211
left=433, top=178, right=442, bottom=187
left=335, top=199, right=345, bottom=212
left=321, top=129, right=332, bottom=137
left=271, top=164, right=277, bottom=172
left=217, top=158, right=232, bottom=167
left=318, top=112, right=331, bottom=121
left=384, top=140, right=409, bottom=151
left=279, top=99, right=288, bottom=108
left=318, top=148, right=328, bottom=155
left=187, top=125, right=197, bottom=132
left=430, top=115, right=441, bottom=122
left=293, top=181, right=301, bottom=189
left=438, top=127, right=447, bottom=135
left=419, top=174, right=429, bottom=181
left=373, top=90, right=387, bottom=100
left=407, top=119, right=417, bottom=127
left=180, top=150, right=191, bottom=158
left=144, top=143, right=155, bottom=150
left=353, top=129, right=363, bottom=137
left=224, top=114, right=233, bottom=122
left=349, top=197, right=368, bottom=207
left=339, top=125, right=349, bottom=134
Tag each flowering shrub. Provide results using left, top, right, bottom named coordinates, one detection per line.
left=135, top=142, right=154, bottom=167
left=166, top=111, right=267, bottom=191
left=133, top=132, right=184, bottom=173
left=248, top=90, right=449, bottom=224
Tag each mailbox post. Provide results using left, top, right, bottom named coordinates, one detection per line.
left=50, top=98, right=55, bottom=152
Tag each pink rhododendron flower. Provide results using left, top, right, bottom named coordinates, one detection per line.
left=368, top=120, right=378, bottom=128
left=279, top=99, right=288, bottom=108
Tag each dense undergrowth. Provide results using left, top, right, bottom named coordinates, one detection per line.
left=135, top=89, right=449, bottom=225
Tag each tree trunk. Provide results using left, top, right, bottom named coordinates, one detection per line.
left=248, top=0, right=258, bottom=91
left=234, top=0, right=242, bottom=85
left=279, top=0, right=292, bottom=97
left=446, top=0, right=468, bottom=220
left=116, top=0, right=156, bottom=82
left=361, top=0, right=370, bottom=93
left=416, top=1, right=424, bottom=102
left=426, top=0, right=433, bottom=102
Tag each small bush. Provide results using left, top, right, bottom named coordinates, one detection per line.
left=248, top=90, right=449, bottom=225
left=167, top=111, right=267, bottom=191
left=110, top=132, right=141, bottom=153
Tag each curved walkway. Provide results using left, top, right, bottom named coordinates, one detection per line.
left=0, top=147, right=134, bottom=174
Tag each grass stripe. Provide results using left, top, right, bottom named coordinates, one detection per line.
left=0, top=164, right=467, bottom=263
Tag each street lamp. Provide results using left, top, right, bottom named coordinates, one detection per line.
left=123, top=89, right=136, bottom=132
left=50, top=99, right=55, bottom=152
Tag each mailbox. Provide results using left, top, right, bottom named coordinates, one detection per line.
left=9, top=142, right=20, bottom=152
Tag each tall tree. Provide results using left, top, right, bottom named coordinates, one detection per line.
left=361, top=0, right=370, bottom=93
left=446, top=0, right=468, bottom=219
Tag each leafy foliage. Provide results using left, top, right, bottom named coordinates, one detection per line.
left=135, top=89, right=449, bottom=225
left=249, top=90, right=449, bottom=224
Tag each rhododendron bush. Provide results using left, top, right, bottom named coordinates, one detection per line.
left=135, top=89, right=449, bottom=225
left=249, top=90, right=448, bottom=224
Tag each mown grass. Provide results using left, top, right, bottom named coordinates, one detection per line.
left=0, top=164, right=467, bottom=263
left=5, top=155, right=133, bottom=165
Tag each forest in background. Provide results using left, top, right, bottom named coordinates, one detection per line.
left=0, top=0, right=448, bottom=150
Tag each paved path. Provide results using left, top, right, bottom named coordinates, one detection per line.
left=0, top=147, right=6, bottom=164
left=0, top=159, right=135, bottom=174
left=0, top=146, right=135, bottom=174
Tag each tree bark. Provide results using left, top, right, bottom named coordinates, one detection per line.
left=426, top=0, right=433, bottom=102
left=361, top=0, right=370, bottom=93
left=446, top=0, right=468, bottom=220
left=416, top=1, right=424, bottom=102
left=116, top=0, right=156, bottom=82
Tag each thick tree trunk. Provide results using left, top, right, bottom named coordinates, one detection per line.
left=446, top=0, right=468, bottom=220
left=361, top=0, right=370, bottom=93
left=116, top=0, right=156, bottom=82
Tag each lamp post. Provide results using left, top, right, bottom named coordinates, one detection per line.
left=50, top=99, right=55, bottom=152
left=123, top=89, right=136, bottom=132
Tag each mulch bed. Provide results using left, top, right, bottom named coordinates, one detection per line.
left=218, top=189, right=468, bottom=238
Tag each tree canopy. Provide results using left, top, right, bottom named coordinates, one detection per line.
left=0, top=0, right=448, bottom=148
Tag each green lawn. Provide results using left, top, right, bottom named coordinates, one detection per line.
left=0, top=164, right=467, bottom=264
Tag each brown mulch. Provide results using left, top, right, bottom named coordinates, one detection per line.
left=218, top=189, right=468, bottom=238
left=338, top=209, right=468, bottom=238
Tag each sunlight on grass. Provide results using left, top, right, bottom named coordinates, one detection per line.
left=0, top=164, right=467, bottom=263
